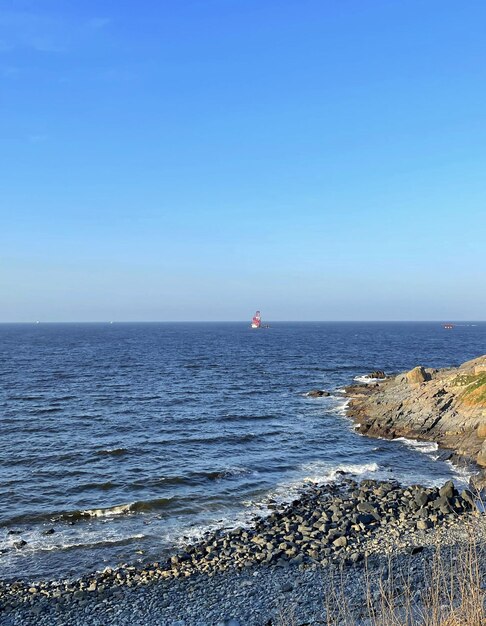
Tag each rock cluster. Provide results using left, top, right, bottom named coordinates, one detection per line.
left=346, top=355, right=486, bottom=484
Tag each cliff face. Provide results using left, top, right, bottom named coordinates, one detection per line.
left=346, top=356, right=486, bottom=484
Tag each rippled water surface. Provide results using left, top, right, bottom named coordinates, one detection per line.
left=1, top=322, right=485, bottom=580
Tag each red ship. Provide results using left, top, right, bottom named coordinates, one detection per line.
left=251, top=310, right=261, bottom=329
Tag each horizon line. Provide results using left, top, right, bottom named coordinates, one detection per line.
left=0, top=320, right=484, bottom=325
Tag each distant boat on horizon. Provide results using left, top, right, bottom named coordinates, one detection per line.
left=251, top=310, right=261, bottom=329
left=250, top=310, right=270, bottom=329
left=443, top=323, right=454, bottom=329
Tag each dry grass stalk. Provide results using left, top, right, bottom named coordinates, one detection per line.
left=277, top=517, right=485, bottom=626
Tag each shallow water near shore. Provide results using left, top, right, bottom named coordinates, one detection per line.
left=1, top=321, right=485, bottom=581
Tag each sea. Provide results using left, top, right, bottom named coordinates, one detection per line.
left=1, top=321, right=485, bottom=582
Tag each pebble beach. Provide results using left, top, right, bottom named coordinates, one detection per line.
left=2, top=477, right=485, bottom=625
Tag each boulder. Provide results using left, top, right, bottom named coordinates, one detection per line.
left=306, top=390, right=330, bottom=398
left=414, top=490, right=429, bottom=508
left=439, top=480, right=456, bottom=499
left=460, top=489, right=476, bottom=509
left=477, top=423, right=486, bottom=439
left=357, top=502, right=380, bottom=520
left=356, top=513, right=376, bottom=526
left=405, top=366, right=429, bottom=385
left=366, top=371, right=386, bottom=379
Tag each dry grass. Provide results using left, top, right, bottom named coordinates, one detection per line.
left=276, top=520, right=486, bottom=626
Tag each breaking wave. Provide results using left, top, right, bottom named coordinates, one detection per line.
left=393, top=437, right=439, bottom=456
left=354, top=375, right=384, bottom=384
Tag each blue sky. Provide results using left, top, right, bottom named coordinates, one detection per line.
left=1, top=0, right=485, bottom=321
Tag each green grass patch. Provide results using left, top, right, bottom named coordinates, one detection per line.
left=453, top=373, right=486, bottom=404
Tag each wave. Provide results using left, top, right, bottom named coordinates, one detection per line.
left=354, top=375, right=384, bottom=384
left=5, top=534, right=146, bottom=555
left=95, top=448, right=129, bottom=457
left=393, top=437, right=439, bottom=456
left=7, top=395, right=44, bottom=401
left=218, top=413, right=277, bottom=422
left=2, top=497, right=175, bottom=526
left=28, top=407, right=63, bottom=414
left=129, top=466, right=258, bottom=490
left=245, top=461, right=382, bottom=519
left=78, top=497, right=175, bottom=519
left=332, top=398, right=351, bottom=416
left=74, top=481, right=118, bottom=493
left=299, top=461, right=380, bottom=484
left=445, top=460, right=474, bottom=486
left=161, top=432, right=264, bottom=446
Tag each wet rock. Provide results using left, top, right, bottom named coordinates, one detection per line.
left=346, top=355, right=486, bottom=487
left=460, top=489, right=476, bottom=509
left=414, top=490, right=429, bottom=508
left=366, top=371, right=386, bottom=379
left=439, top=480, right=456, bottom=499
left=306, top=390, right=331, bottom=397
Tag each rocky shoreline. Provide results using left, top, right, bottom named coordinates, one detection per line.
left=345, top=355, right=486, bottom=488
left=1, top=477, right=484, bottom=625
left=3, top=356, right=486, bottom=625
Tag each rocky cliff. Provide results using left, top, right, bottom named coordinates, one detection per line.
left=346, top=355, right=486, bottom=486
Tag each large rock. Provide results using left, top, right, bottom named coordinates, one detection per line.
left=345, top=354, right=486, bottom=487
left=306, top=390, right=330, bottom=398
left=365, top=370, right=386, bottom=379
left=405, top=366, right=428, bottom=385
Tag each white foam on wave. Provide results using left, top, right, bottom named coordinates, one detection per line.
left=83, top=503, right=134, bottom=518
left=33, top=534, right=146, bottom=554
left=1, top=523, right=147, bottom=559
left=248, top=460, right=382, bottom=516
left=392, top=437, right=473, bottom=488
left=300, top=460, right=380, bottom=484
left=170, top=461, right=383, bottom=553
left=354, top=375, right=383, bottom=384
left=221, top=466, right=259, bottom=479
left=445, top=460, right=474, bottom=487
left=332, top=398, right=350, bottom=416
left=393, top=437, right=439, bottom=457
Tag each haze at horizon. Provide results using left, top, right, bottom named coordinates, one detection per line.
left=1, top=0, right=485, bottom=322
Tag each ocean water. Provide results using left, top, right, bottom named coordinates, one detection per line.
left=1, top=321, right=485, bottom=581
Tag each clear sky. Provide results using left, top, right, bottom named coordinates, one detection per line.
left=1, top=0, right=485, bottom=322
